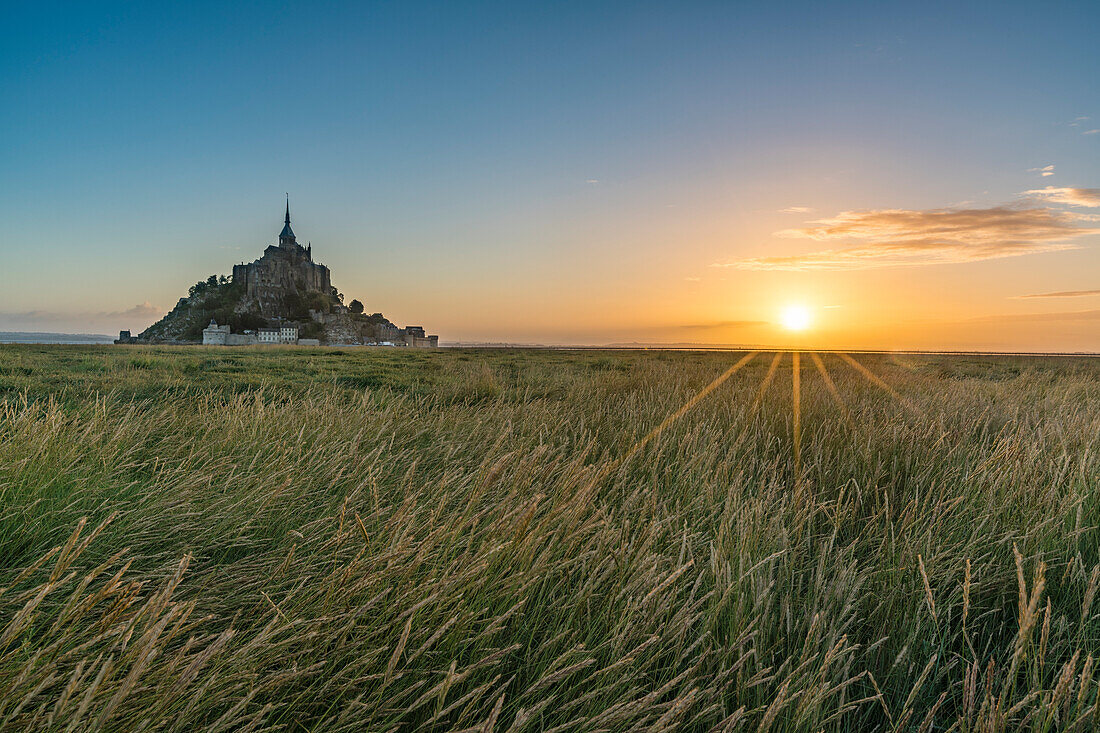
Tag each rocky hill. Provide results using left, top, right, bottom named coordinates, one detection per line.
left=139, top=204, right=415, bottom=345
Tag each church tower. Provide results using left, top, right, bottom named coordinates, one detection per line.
left=279, top=197, right=297, bottom=249
left=230, top=199, right=333, bottom=314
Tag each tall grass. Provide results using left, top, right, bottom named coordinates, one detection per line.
left=0, top=346, right=1097, bottom=730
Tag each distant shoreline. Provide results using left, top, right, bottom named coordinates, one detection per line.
left=0, top=335, right=1096, bottom=357
left=0, top=332, right=114, bottom=345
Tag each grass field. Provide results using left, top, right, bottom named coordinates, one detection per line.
left=1, top=345, right=1098, bottom=731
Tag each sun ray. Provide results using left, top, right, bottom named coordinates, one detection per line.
left=748, top=351, right=783, bottom=416
left=616, top=350, right=760, bottom=467
left=835, top=352, right=923, bottom=416
left=733, top=351, right=783, bottom=448
left=792, top=351, right=801, bottom=479
left=810, top=352, right=854, bottom=428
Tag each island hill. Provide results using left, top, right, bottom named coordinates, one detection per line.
left=131, top=202, right=437, bottom=347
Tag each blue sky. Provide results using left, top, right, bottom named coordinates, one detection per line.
left=2, top=1, right=1098, bottom=348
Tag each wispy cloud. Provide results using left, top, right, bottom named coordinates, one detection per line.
left=1023, top=186, right=1100, bottom=207
left=969, top=309, right=1100, bottom=323
left=715, top=205, right=1096, bottom=271
left=1066, top=117, right=1097, bottom=134
left=111, top=302, right=162, bottom=319
left=681, top=320, right=768, bottom=331
left=1028, top=164, right=1055, bottom=177
left=779, top=206, right=813, bottom=213
left=0, top=302, right=162, bottom=333
left=4, top=302, right=162, bottom=321
left=1013, top=289, right=1100, bottom=299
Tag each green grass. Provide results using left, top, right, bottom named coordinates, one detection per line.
left=0, top=345, right=1098, bottom=730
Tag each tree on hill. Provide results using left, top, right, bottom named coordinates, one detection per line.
left=349, top=299, right=364, bottom=314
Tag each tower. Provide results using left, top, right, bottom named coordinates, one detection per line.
left=279, top=196, right=296, bottom=248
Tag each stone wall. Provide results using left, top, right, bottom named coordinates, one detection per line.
left=319, top=312, right=363, bottom=344
left=232, top=243, right=332, bottom=318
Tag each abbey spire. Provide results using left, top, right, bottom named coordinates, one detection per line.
left=279, top=196, right=296, bottom=245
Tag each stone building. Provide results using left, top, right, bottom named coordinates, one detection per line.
left=204, top=321, right=299, bottom=346
left=202, top=322, right=262, bottom=345
left=376, top=322, right=399, bottom=342
left=401, top=326, right=439, bottom=348
left=231, top=200, right=333, bottom=317
left=202, top=321, right=231, bottom=345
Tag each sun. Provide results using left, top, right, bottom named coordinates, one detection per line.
left=780, top=304, right=812, bottom=331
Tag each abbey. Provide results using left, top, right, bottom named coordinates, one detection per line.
left=231, top=200, right=333, bottom=317
left=136, top=200, right=437, bottom=346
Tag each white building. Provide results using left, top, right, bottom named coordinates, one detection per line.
left=204, top=322, right=299, bottom=345
left=257, top=328, right=280, bottom=344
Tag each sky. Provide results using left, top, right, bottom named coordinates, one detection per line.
left=1, top=0, right=1098, bottom=350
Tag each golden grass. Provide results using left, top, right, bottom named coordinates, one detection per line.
left=0, top=345, right=1097, bottom=730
